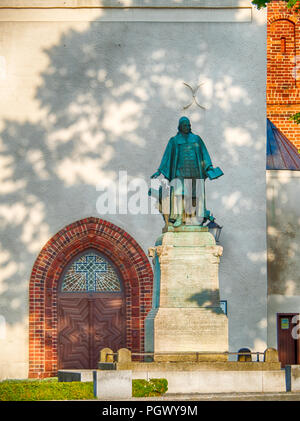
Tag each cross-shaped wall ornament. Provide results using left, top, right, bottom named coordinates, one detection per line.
left=182, top=82, right=206, bottom=110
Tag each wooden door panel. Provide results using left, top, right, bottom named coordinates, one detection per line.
left=58, top=295, right=126, bottom=369
left=277, top=314, right=298, bottom=367
left=58, top=297, right=90, bottom=369
left=92, top=297, right=126, bottom=368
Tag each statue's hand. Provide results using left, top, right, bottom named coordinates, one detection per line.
left=151, top=170, right=161, bottom=179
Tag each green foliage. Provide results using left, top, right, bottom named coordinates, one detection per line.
left=289, top=112, right=300, bottom=124
left=252, top=0, right=300, bottom=9
left=251, top=0, right=271, bottom=7
left=0, top=377, right=168, bottom=400
left=132, top=378, right=168, bottom=398
left=0, top=379, right=95, bottom=401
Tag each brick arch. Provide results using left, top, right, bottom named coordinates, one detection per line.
left=29, top=217, right=153, bottom=378
left=268, top=15, right=298, bottom=25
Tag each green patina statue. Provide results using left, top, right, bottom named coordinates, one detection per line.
left=150, top=116, right=223, bottom=228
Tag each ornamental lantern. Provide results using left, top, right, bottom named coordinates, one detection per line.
left=207, top=220, right=223, bottom=243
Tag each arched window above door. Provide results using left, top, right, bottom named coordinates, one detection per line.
left=61, top=250, right=122, bottom=293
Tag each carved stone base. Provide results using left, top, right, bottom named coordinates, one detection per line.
left=145, top=230, right=228, bottom=358
left=153, top=353, right=228, bottom=363
left=154, top=307, right=228, bottom=357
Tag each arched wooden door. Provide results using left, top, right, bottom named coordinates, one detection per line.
left=58, top=249, right=126, bottom=369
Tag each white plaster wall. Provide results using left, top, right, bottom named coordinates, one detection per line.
left=267, top=170, right=300, bottom=348
left=0, top=1, right=267, bottom=379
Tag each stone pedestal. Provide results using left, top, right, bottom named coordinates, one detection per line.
left=145, top=227, right=228, bottom=360
left=94, top=370, right=132, bottom=399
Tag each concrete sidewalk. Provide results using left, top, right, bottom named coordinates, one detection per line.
left=95, top=391, right=300, bottom=401
left=161, top=392, right=300, bottom=400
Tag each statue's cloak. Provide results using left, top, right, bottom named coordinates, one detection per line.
left=158, top=132, right=213, bottom=181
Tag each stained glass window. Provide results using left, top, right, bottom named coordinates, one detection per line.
left=61, top=251, right=122, bottom=293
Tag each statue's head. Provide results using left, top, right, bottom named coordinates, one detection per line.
left=178, top=116, right=191, bottom=134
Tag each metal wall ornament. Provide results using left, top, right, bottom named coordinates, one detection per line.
left=182, top=82, right=206, bottom=110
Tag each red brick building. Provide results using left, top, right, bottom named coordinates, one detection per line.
left=267, top=0, right=300, bottom=149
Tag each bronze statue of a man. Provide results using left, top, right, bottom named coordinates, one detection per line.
left=151, top=116, right=223, bottom=227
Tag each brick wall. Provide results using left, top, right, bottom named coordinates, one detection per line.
left=29, top=217, right=153, bottom=378
left=267, top=0, right=300, bottom=148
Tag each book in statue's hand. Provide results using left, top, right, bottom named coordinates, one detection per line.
left=206, top=167, right=224, bottom=180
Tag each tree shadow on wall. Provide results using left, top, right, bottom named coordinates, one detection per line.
left=267, top=174, right=300, bottom=297
left=187, top=290, right=225, bottom=315
left=0, top=6, right=269, bottom=358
